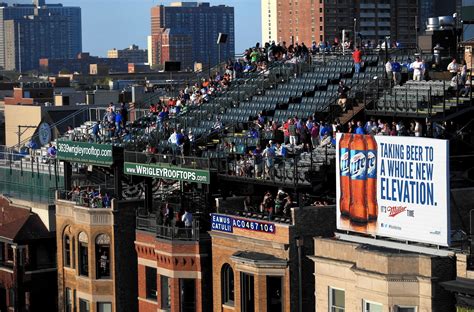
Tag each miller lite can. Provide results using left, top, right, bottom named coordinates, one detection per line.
left=366, top=135, right=378, bottom=221
left=339, top=134, right=352, bottom=217
left=349, top=134, right=368, bottom=223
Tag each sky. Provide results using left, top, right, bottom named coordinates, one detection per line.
left=55, top=0, right=262, bottom=57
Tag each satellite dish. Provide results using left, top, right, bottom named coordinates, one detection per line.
left=38, top=122, right=51, bottom=146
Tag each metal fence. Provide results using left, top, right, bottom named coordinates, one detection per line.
left=136, top=214, right=201, bottom=241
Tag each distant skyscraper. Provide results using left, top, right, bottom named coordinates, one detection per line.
left=0, top=1, right=81, bottom=71
left=150, top=2, right=234, bottom=70
left=261, top=0, right=418, bottom=48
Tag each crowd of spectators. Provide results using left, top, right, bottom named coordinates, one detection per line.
left=67, top=186, right=112, bottom=208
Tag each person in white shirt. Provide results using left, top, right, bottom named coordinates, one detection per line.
left=412, top=57, right=423, bottom=81
left=414, top=121, right=422, bottom=137
left=181, top=210, right=193, bottom=227
left=447, top=58, right=459, bottom=77
left=385, top=59, right=393, bottom=80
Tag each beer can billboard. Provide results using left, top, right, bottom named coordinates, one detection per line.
left=336, top=133, right=450, bottom=246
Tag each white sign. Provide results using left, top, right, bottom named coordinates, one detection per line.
left=336, top=133, right=450, bottom=246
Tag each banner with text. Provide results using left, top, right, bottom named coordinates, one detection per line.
left=211, top=213, right=276, bottom=234
left=57, top=141, right=115, bottom=166
left=124, top=162, right=210, bottom=184
left=336, top=133, right=450, bottom=246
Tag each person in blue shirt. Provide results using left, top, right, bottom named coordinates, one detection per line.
left=319, top=122, right=331, bottom=141
left=355, top=121, right=365, bottom=135
left=92, top=121, right=100, bottom=142
left=114, top=111, right=122, bottom=137
left=157, top=108, right=168, bottom=131
left=249, top=127, right=259, bottom=139
left=391, top=60, right=402, bottom=85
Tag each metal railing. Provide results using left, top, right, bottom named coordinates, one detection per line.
left=124, top=150, right=210, bottom=170
left=57, top=188, right=114, bottom=209
left=136, top=215, right=201, bottom=241
left=216, top=146, right=334, bottom=186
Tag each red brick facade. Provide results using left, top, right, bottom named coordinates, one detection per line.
left=135, top=231, right=212, bottom=312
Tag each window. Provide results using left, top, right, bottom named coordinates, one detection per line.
left=329, top=287, right=344, bottom=312
left=65, top=288, right=73, bottom=312
left=161, top=276, right=171, bottom=309
left=363, top=300, right=382, bottom=312
left=64, top=236, right=71, bottom=267
left=396, top=308, right=416, bottom=312
left=9, top=288, right=14, bottom=307
left=97, top=302, right=112, bottom=312
left=221, top=264, right=234, bottom=305
left=146, top=267, right=157, bottom=301
left=79, top=299, right=90, bottom=312
left=6, top=244, right=13, bottom=262
left=78, top=232, right=88, bottom=276
left=180, top=279, right=196, bottom=312
left=95, top=234, right=111, bottom=279
left=0, top=242, right=4, bottom=262
left=240, top=273, right=254, bottom=312
left=267, top=276, right=282, bottom=312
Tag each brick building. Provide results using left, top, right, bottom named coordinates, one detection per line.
left=107, top=45, right=148, bottom=64
left=210, top=199, right=335, bottom=312
left=261, top=0, right=418, bottom=48
left=4, top=83, right=54, bottom=105
left=311, top=237, right=456, bottom=312
left=56, top=194, right=140, bottom=312
left=442, top=253, right=474, bottom=309
left=0, top=196, right=57, bottom=312
left=150, top=2, right=234, bottom=70
left=134, top=185, right=212, bottom=312
left=39, top=52, right=128, bottom=75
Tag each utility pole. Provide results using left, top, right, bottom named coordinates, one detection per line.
left=18, top=22, right=22, bottom=73
left=17, top=125, right=36, bottom=148
left=353, top=18, right=357, bottom=48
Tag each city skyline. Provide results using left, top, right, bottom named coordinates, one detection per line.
left=58, top=0, right=261, bottom=57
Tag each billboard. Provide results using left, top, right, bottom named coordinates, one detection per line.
left=57, top=141, right=115, bottom=166
left=124, top=162, right=210, bottom=184
left=336, top=133, right=450, bottom=246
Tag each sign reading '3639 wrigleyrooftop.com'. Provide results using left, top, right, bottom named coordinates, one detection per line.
left=57, top=141, right=115, bottom=165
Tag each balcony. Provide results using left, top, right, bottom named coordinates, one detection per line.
left=56, top=190, right=115, bottom=226
left=136, top=211, right=202, bottom=241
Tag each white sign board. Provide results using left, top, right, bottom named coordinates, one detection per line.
left=336, top=133, right=450, bottom=246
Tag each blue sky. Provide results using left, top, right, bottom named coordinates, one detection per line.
left=57, top=0, right=261, bottom=57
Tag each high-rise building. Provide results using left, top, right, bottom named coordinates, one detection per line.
left=107, top=45, right=148, bottom=64
left=150, top=2, right=234, bottom=70
left=261, top=0, right=418, bottom=48
left=0, top=1, right=81, bottom=71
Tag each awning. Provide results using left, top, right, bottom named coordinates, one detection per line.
left=230, top=251, right=288, bottom=269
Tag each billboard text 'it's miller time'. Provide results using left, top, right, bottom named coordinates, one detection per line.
left=336, top=133, right=450, bottom=246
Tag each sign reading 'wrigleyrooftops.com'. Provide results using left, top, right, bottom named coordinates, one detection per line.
left=57, top=141, right=115, bottom=166
left=124, top=162, right=210, bottom=184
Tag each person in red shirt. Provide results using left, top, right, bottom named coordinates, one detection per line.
left=352, top=47, right=363, bottom=73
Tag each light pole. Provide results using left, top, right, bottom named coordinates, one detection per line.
left=353, top=18, right=357, bottom=48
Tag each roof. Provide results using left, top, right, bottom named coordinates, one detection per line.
left=230, top=251, right=288, bottom=268
left=441, top=277, right=474, bottom=295
left=460, top=38, right=474, bottom=46
left=0, top=197, right=51, bottom=243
